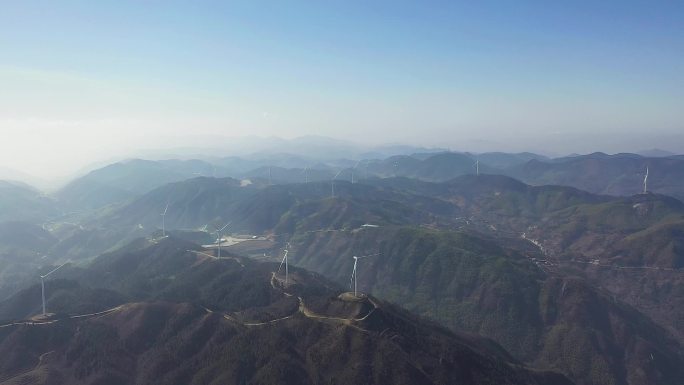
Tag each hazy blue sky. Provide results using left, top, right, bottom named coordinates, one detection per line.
left=1, top=1, right=683, bottom=178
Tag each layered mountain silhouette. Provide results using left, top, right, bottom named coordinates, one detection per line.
left=511, top=153, right=684, bottom=201
left=2, top=148, right=684, bottom=385
left=44, top=150, right=684, bottom=214
left=0, top=181, right=60, bottom=224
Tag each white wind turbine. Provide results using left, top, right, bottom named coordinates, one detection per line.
left=302, top=167, right=310, bottom=183
left=277, top=243, right=291, bottom=285
left=643, top=166, right=649, bottom=194
left=474, top=158, right=480, bottom=176
left=160, top=201, right=170, bottom=237
left=331, top=169, right=343, bottom=198
left=214, top=222, right=231, bottom=259
left=40, top=261, right=70, bottom=316
left=351, top=160, right=363, bottom=184
left=349, top=253, right=380, bottom=297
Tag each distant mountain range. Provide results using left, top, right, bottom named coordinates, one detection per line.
left=511, top=152, right=684, bottom=201
left=0, top=166, right=48, bottom=189
left=1, top=148, right=676, bottom=216
left=134, top=135, right=449, bottom=162
left=43, top=150, right=684, bottom=212
left=0, top=181, right=61, bottom=224
left=2, top=146, right=684, bottom=384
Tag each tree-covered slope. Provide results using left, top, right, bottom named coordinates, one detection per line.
left=290, top=226, right=684, bottom=385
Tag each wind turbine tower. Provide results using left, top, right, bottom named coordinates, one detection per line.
left=474, top=159, right=480, bottom=176
left=302, top=167, right=310, bottom=183
left=643, top=166, right=649, bottom=194
left=331, top=170, right=343, bottom=198
left=348, top=253, right=379, bottom=298
left=161, top=201, right=169, bottom=237
left=215, top=222, right=231, bottom=259
left=352, top=160, right=363, bottom=184
left=349, top=256, right=366, bottom=297
left=277, top=243, right=290, bottom=285
left=40, top=261, right=69, bottom=316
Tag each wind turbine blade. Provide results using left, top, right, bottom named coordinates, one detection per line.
left=219, top=222, right=232, bottom=232
left=358, top=253, right=380, bottom=259
left=333, top=170, right=343, bottom=179
left=42, top=260, right=70, bottom=278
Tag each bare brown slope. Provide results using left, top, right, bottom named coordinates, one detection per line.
left=0, top=236, right=570, bottom=385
